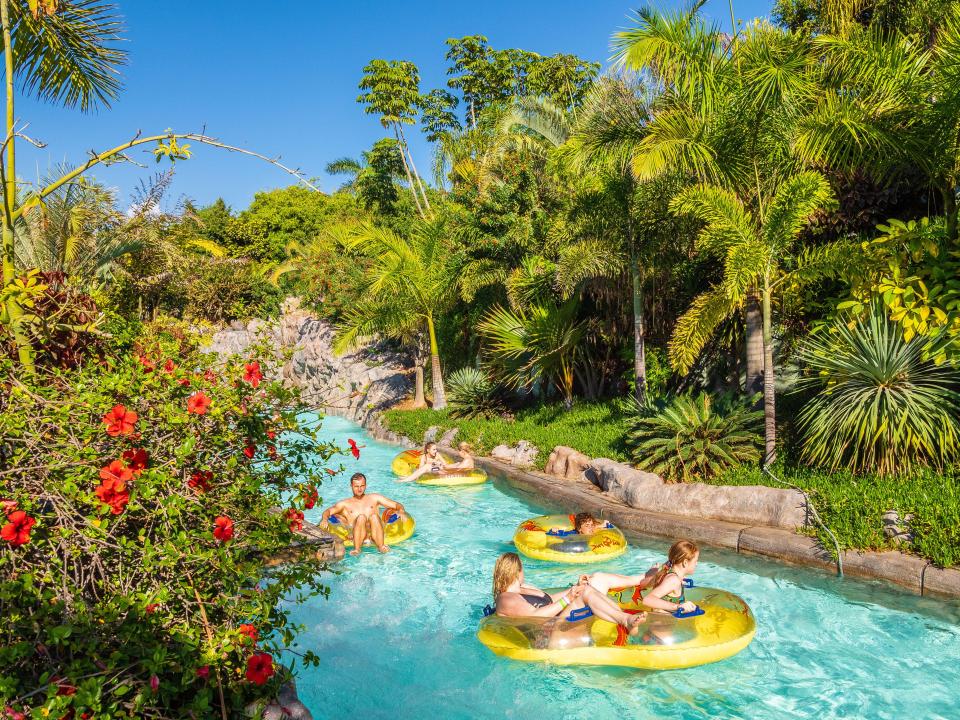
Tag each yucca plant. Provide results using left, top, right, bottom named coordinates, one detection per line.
left=626, top=393, right=763, bottom=482
left=796, top=304, right=960, bottom=475
left=446, top=366, right=504, bottom=419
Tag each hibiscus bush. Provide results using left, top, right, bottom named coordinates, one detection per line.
left=0, top=320, right=337, bottom=718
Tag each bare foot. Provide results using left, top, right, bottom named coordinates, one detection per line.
left=349, top=548, right=361, bottom=556
left=627, top=613, right=646, bottom=636
left=377, top=544, right=390, bottom=553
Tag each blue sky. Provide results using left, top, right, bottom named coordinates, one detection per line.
left=18, top=0, right=772, bottom=212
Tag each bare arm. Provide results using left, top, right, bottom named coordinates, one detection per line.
left=319, top=500, right=346, bottom=528
left=370, top=494, right=405, bottom=516
left=642, top=576, right=693, bottom=612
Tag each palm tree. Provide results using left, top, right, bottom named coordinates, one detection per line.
left=477, top=297, right=585, bottom=409
left=613, top=12, right=817, bottom=399
left=795, top=7, right=960, bottom=241
left=1, top=0, right=126, bottom=368
left=668, top=171, right=838, bottom=464
left=334, top=219, right=458, bottom=409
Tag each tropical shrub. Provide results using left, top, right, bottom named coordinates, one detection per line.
left=446, top=366, right=504, bottom=419
left=796, top=305, right=960, bottom=475
left=0, top=324, right=336, bottom=718
left=626, top=393, right=763, bottom=482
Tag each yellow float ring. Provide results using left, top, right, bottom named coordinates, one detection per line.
left=326, top=507, right=416, bottom=548
left=513, top=514, right=627, bottom=563
left=416, top=468, right=488, bottom=486
left=477, top=585, right=755, bottom=670
left=391, top=449, right=455, bottom=477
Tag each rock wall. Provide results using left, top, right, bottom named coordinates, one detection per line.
left=586, top=457, right=808, bottom=531
left=205, top=299, right=411, bottom=426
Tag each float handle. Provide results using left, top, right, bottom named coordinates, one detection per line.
left=682, top=578, right=694, bottom=589
left=566, top=607, right=594, bottom=622
left=672, top=606, right=705, bottom=619
left=482, top=604, right=496, bottom=618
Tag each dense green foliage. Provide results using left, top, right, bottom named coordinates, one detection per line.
left=626, top=394, right=764, bottom=482
left=446, top=366, right=503, bottom=419
left=0, top=322, right=338, bottom=717
left=796, top=306, right=960, bottom=475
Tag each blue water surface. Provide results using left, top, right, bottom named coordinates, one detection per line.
left=283, top=415, right=960, bottom=720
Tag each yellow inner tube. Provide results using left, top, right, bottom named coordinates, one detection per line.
left=513, top=514, right=627, bottom=563
left=326, top=508, right=416, bottom=548
left=416, top=468, right=488, bottom=486
left=391, top=449, right=454, bottom=477
left=477, top=585, right=755, bottom=670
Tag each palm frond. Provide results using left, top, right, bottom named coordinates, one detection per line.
left=668, top=287, right=740, bottom=374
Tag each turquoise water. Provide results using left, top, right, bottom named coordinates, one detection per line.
left=284, top=415, right=960, bottom=719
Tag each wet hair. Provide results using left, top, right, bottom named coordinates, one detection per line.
left=493, top=552, right=523, bottom=599
left=424, top=441, right=438, bottom=453
left=652, top=539, right=699, bottom=587
left=457, top=441, right=473, bottom=453
left=574, top=512, right=599, bottom=533
left=350, top=472, right=366, bottom=483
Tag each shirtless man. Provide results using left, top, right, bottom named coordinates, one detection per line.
left=319, top=473, right=406, bottom=556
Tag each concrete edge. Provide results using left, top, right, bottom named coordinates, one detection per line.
left=471, top=455, right=960, bottom=600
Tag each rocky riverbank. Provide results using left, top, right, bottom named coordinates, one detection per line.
left=206, top=299, right=412, bottom=426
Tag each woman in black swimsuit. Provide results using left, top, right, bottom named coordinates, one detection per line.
left=492, top=552, right=646, bottom=633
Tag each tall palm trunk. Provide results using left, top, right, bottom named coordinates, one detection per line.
left=745, top=290, right=763, bottom=395
left=411, top=336, right=427, bottom=408
left=392, top=124, right=425, bottom=218
left=0, top=0, right=33, bottom=372
left=397, top=125, right=431, bottom=213
left=412, top=363, right=426, bottom=408
left=426, top=314, right=446, bottom=409
left=945, top=182, right=957, bottom=244
left=761, top=280, right=776, bottom=465
left=628, top=208, right=647, bottom=405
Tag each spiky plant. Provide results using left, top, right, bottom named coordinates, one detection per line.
left=446, top=367, right=503, bottom=419
left=796, top=304, right=960, bottom=475
left=626, top=393, right=763, bottom=482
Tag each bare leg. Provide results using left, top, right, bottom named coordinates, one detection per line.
left=571, top=586, right=645, bottom=634
left=369, top=513, right=389, bottom=552
left=586, top=569, right=657, bottom=595
left=350, top=514, right=369, bottom=556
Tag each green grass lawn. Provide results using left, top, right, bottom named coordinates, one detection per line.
left=381, top=400, right=631, bottom=469
left=382, top=403, right=960, bottom=567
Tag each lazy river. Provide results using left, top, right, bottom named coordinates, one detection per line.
left=283, top=415, right=960, bottom=719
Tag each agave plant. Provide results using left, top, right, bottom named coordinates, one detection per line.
left=626, top=393, right=763, bottom=482
left=796, top=304, right=960, bottom=475
left=446, top=367, right=503, bottom=419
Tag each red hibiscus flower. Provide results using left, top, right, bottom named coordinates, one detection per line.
left=94, top=482, right=130, bottom=515
left=238, top=624, right=258, bottom=643
left=56, top=681, right=77, bottom=697
left=213, top=516, right=234, bottom=542
left=1, top=511, right=36, bottom=546
left=243, top=444, right=256, bottom=459
left=243, top=361, right=263, bottom=388
left=138, top=355, right=155, bottom=373
left=178, top=377, right=191, bottom=387
left=102, top=405, right=137, bottom=437
left=162, top=359, right=176, bottom=374
left=347, top=438, right=360, bottom=460
left=245, top=653, right=274, bottom=685
left=195, top=666, right=210, bottom=680
left=189, top=470, right=213, bottom=493
left=145, top=603, right=159, bottom=614
left=302, top=486, right=318, bottom=510
left=150, top=674, right=159, bottom=693
left=266, top=429, right=276, bottom=440
left=187, top=391, right=211, bottom=415
left=286, top=509, right=304, bottom=532
left=122, top=448, right=149, bottom=475
left=203, top=369, right=217, bottom=383
left=99, top=460, right=133, bottom=491
left=4, top=706, right=27, bottom=720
